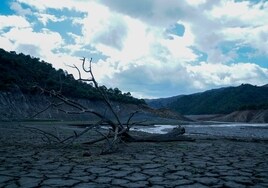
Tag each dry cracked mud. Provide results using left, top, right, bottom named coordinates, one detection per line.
left=0, top=122, right=267, bottom=188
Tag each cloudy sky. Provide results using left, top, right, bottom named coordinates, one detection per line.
left=1, top=0, right=268, bottom=98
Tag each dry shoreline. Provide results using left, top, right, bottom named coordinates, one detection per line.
left=0, top=122, right=267, bottom=187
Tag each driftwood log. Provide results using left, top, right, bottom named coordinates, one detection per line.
left=82, top=126, right=194, bottom=145
left=124, top=126, right=194, bottom=142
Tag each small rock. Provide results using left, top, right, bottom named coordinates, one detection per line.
left=111, top=178, right=130, bottom=185
left=94, top=176, right=112, bottom=184
left=193, top=177, right=220, bottom=186
left=127, top=181, right=149, bottom=187
left=86, top=167, right=110, bottom=174
left=125, top=173, right=148, bottom=181
left=19, top=177, right=42, bottom=187
left=142, top=163, right=163, bottom=169
left=42, top=178, right=79, bottom=187
left=82, top=151, right=91, bottom=157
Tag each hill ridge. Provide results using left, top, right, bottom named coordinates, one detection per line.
left=147, top=84, right=268, bottom=115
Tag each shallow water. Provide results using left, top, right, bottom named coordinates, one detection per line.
left=132, top=123, right=268, bottom=139
left=131, top=125, right=176, bottom=134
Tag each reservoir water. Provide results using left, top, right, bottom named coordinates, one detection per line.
left=132, top=123, right=268, bottom=140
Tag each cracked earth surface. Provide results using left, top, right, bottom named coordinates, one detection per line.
left=0, top=123, right=267, bottom=187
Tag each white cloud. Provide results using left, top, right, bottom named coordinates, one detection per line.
left=222, top=25, right=268, bottom=55
left=160, top=23, right=196, bottom=62
left=0, top=15, right=31, bottom=29
left=3, top=28, right=63, bottom=50
left=36, top=13, right=66, bottom=26
left=186, top=0, right=207, bottom=7
left=1, top=26, right=65, bottom=69
left=210, top=1, right=268, bottom=26
left=186, top=62, right=268, bottom=89
left=10, top=2, right=32, bottom=16
left=0, top=36, right=13, bottom=51
left=207, top=0, right=268, bottom=56
left=102, top=56, right=268, bottom=98
left=0, top=15, right=32, bottom=51
left=46, top=53, right=81, bottom=71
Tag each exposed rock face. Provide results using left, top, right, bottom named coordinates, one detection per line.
left=0, top=90, right=96, bottom=121
left=0, top=89, right=189, bottom=122
left=212, top=110, right=268, bottom=123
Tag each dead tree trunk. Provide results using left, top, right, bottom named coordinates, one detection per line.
left=32, top=58, right=194, bottom=154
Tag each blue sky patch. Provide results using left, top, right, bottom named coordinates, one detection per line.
left=166, top=23, right=185, bottom=37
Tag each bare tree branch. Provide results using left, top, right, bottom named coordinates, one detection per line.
left=21, top=125, right=61, bottom=143
left=60, top=120, right=103, bottom=144
left=31, top=101, right=64, bottom=119
left=29, top=57, right=192, bottom=154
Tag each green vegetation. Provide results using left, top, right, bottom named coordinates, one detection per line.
left=168, top=84, right=268, bottom=115
left=238, top=104, right=268, bottom=111
left=0, top=48, right=145, bottom=104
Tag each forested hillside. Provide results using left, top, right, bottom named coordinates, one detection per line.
left=0, top=48, right=144, bottom=104
left=145, top=95, right=184, bottom=109
left=147, top=84, right=268, bottom=115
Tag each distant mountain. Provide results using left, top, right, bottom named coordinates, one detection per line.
left=145, top=95, right=184, bottom=109
left=147, top=84, right=268, bottom=115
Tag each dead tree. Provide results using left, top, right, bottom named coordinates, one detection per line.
left=30, top=58, right=193, bottom=154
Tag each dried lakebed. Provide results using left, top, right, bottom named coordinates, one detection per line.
left=0, top=122, right=267, bottom=187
